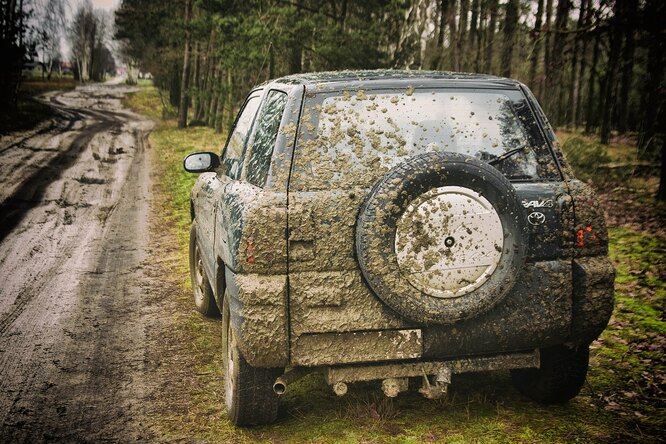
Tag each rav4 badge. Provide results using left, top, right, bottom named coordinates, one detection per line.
left=522, top=199, right=554, bottom=208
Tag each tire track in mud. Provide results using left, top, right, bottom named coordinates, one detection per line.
left=1, top=132, right=152, bottom=442
left=0, top=113, right=120, bottom=243
left=0, top=116, right=76, bottom=156
left=0, top=83, right=159, bottom=442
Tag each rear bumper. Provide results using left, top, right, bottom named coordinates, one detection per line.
left=423, top=259, right=574, bottom=359
left=422, top=257, right=614, bottom=359
left=275, top=350, right=540, bottom=399
left=569, top=256, right=615, bottom=345
left=322, top=350, right=540, bottom=385
left=227, top=257, right=613, bottom=368
left=225, top=268, right=288, bottom=368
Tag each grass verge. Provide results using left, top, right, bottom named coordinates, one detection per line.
left=127, top=86, right=665, bottom=442
left=0, top=77, right=78, bottom=134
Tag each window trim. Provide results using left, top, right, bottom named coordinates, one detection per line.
left=243, top=89, right=289, bottom=189
left=219, top=90, right=263, bottom=180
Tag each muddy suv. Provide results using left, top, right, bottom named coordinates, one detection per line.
left=184, top=71, right=614, bottom=426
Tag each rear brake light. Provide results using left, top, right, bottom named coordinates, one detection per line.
left=576, top=226, right=599, bottom=247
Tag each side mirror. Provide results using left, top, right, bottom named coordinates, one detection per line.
left=183, top=152, right=220, bottom=173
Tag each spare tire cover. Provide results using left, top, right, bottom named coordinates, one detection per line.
left=356, top=152, right=528, bottom=325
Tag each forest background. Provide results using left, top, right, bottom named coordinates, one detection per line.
left=115, top=0, right=665, bottom=200
left=1, top=0, right=664, bottom=200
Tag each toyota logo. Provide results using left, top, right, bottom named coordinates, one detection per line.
left=528, top=211, right=546, bottom=226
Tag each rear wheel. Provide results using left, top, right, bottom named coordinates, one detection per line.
left=510, top=345, right=590, bottom=403
left=189, top=222, right=220, bottom=318
left=222, top=293, right=281, bottom=426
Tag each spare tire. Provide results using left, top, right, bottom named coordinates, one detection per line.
left=356, top=152, right=528, bottom=325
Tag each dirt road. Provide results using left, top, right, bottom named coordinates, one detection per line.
left=0, top=83, right=160, bottom=442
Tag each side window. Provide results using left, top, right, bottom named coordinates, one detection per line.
left=221, top=95, right=261, bottom=179
left=246, top=91, right=288, bottom=188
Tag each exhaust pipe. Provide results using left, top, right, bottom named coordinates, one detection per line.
left=273, top=380, right=287, bottom=395
left=273, top=367, right=314, bottom=395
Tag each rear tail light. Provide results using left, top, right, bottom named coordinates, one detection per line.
left=576, top=226, right=599, bottom=248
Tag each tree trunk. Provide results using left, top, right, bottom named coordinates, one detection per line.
left=290, top=0, right=303, bottom=73
left=192, top=41, right=201, bottom=120
left=15, top=0, right=24, bottom=98
left=198, top=30, right=216, bottom=123
left=88, top=21, right=96, bottom=82
left=207, top=63, right=219, bottom=127
left=529, top=0, right=544, bottom=90
left=290, top=45, right=302, bottom=74
left=542, top=0, right=553, bottom=101
left=170, top=62, right=181, bottom=108
left=474, top=0, right=486, bottom=72
left=600, top=1, right=623, bottom=145
left=437, top=0, right=449, bottom=48
left=617, top=0, right=638, bottom=134
left=500, top=0, right=519, bottom=78
left=269, top=41, right=275, bottom=79
left=484, top=0, right=498, bottom=74
left=177, top=0, right=193, bottom=129
left=550, top=0, right=571, bottom=124
left=226, top=69, right=234, bottom=131
left=569, top=0, right=587, bottom=128
left=657, top=145, right=666, bottom=202
left=585, top=23, right=600, bottom=134
left=469, top=0, right=479, bottom=70
left=447, top=0, right=459, bottom=71
left=575, top=0, right=592, bottom=127
left=215, top=70, right=226, bottom=134
left=432, top=0, right=449, bottom=69
left=457, top=0, right=469, bottom=71
left=637, top=0, right=665, bottom=201
left=339, top=0, right=347, bottom=30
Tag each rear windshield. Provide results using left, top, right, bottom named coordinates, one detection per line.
left=291, top=87, right=559, bottom=191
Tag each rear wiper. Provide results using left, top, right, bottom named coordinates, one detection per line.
left=488, top=146, right=528, bottom=166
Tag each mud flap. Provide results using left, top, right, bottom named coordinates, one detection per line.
left=570, top=256, right=615, bottom=344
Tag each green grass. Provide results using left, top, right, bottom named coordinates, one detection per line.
left=0, top=77, right=79, bottom=134
left=593, top=228, right=666, bottom=433
left=20, top=77, right=78, bottom=95
left=556, top=130, right=660, bottom=185
left=126, top=86, right=665, bottom=442
left=123, top=84, right=176, bottom=121
left=134, top=78, right=154, bottom=87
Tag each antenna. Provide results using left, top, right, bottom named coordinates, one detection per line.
left=252, top=41, right=273, bottom=89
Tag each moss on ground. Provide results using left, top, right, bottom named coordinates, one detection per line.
left=127, top=87, right=665, bottom=442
